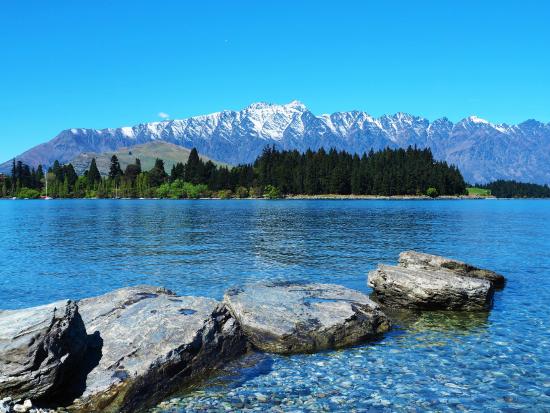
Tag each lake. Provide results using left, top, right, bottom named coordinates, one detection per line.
left=1, top=199, right=549, bottom=411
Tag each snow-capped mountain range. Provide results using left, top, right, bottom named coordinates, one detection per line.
left=2, top=100, right=550, bottom=184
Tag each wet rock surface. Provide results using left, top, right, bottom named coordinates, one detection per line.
left=224, top=282, right=391, bottom=354
left=399, top=251, right=506, bottom=288
left=0, top=300, right=88, bottom=401
left=68, top=285, right=247, bottom=412
left=368, top=263, right=494, bottom=310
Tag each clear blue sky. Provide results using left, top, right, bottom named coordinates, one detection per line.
left=1, top=0, right=549, bottom=161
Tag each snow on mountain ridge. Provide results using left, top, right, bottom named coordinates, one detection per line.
left=2, top=100, right=550, bottom=184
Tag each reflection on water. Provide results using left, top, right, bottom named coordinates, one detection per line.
left=388, top=307, right=490, bottom=335
left=1, top=199, right=550, bottom=411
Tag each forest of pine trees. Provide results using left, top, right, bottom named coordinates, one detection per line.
left=0, top=145, right=481, bottom=199
left=251, top=146, right=466, bottom=196
left=479, top=180, right=550, bottom=198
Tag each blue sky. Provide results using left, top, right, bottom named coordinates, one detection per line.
left=1, top=0, right=549, bottom=161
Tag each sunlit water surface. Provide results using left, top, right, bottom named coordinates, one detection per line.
left=1, top=199, right=549, bottom=412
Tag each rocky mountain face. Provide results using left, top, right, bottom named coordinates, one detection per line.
left=2, top=101, right=549, bottom=184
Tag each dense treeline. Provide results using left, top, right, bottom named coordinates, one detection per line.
left=0, top=160, right=46, bottom=199
left=480, top=180, right=550, bottom=198
left=1, top=146, right=469, bottom=199
left=252, top=146, right=466, bottom=196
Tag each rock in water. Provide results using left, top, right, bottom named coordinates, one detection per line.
left=223, top=282, right=391, bottom=354
left=398, top=250, right=506, bottom=288
left=368, top=264, right=494, bottom=310
left=69, top=286, right=246, bottom=413
left=0, top=301, right=88, bottom=400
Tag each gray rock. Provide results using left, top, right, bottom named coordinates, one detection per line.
left=399, top=251, right=505, bottom=288
left=224, top=282, right=391, bottom=354
left=0, top=300, right=88, bottom=401
left=368, top=264, right=494, bottom=311
left=70, top=286, right=246, bottom=412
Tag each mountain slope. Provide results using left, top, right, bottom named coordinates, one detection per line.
left=2, top=101, right=550, bottom=184
left=70, top=141, right=227, bottom=176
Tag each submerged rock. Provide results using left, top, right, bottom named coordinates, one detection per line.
left=399, top=251, right=506, bottom=288
left=368, top=264, right=494, bottom=310
left=69, top=286, right=246, bottom=412
left=224, top=282, right=390, bottom=354
left=0, top=300, right=88, bottom=401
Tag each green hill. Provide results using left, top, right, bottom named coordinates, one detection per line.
left=70, top=141, right=228, bottom=176
left=466, top=187, right=492, bottom=196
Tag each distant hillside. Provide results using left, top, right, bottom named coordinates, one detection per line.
left=70, top=141, right=227, bottom=176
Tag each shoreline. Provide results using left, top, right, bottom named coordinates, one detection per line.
left=283, top=194, right=494, bottom=200
left=1, top=194, right=499, bottom=201
left=0, top=194, right=524, bottom=201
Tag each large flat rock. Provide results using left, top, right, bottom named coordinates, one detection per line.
left=399, top=251, right=506, bottom=288
left=368, top=264, right=494, bottom=310
left=223, top=282, right=391, bottom=354
left=70, top=286, right=246, bottom=412
left=0, top=300, right=88, bottom=401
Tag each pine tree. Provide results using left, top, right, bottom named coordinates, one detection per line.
left=185, top=148, right=203, bottom=184
left=124, top=163, right=141, bottom=184
left=149, top=159, right=167, bottom=187
left=351, top=155, right=362, bottom=194
left=64, top=164, right=78, bottom=189
left=109, top=155, right=123, bottom=181
left=36, top=165, right=44, bottom=191
left=87, top=158, right=101, bottom=188
left=10, top=159, right=16, bottom=194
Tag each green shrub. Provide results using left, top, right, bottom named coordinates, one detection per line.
left=235, top=186, right=249, bottom=198
left=249, top=187, right=263, bottom=198
left=264, top=185, right=282, bottom=199
left=426, top=187, right=439, bottom=198
left=184, top=182, right=208, bottom=199
left=217, top=189, right=233, bottom=199
left=156, top=183, right=171, bottom=198
left=17, top=187, right=40, bottom=199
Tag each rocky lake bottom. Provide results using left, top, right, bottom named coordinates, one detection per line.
left=1, top=199, right=549, bottom=412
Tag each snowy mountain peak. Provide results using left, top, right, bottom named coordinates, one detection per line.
left=245, top=100, right=307, bottom=113
left=284, top=100, right=307, bottom=111
left=467, top=115, right=490, bottom=125
left=456, top=116, right=513, bottom=134
left=246, top=102, right=274, bottom=110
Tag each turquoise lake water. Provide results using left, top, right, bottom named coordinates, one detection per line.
left=1, top=199, right=549, bottom=411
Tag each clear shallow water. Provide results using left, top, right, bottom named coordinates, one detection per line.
left=1, top=199, right=549, bottom=411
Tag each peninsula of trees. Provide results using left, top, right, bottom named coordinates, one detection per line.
left=479, top=180, right=550, bottom=198
left=1, top=146, right=472, bottom=199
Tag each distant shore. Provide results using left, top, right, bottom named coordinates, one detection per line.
left=284, top=194, right=494, bottom=200
left=1, top=194, right=497, bottom=201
